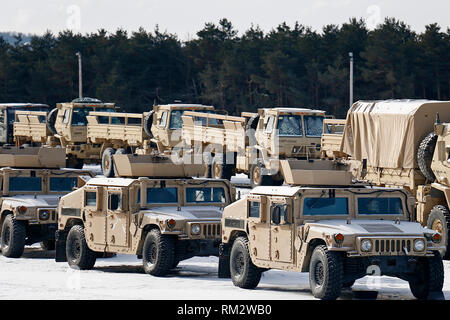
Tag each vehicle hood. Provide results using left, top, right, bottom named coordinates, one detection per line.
left=2, top=195, right=61, bottom=208
left=304, top=219, right=426, bottom=236
left=141, top=206, right=223, bottom=221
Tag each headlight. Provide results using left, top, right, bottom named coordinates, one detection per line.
left=414, top=239, right=425, bottom=251
left=361, top=239, right=373, bottom=252
left=191, top=224, right=201, bottom=235
left=39, top=210, right=50, bottom=221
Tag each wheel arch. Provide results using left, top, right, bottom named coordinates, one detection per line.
left=301, top=238, right=328, bottom=272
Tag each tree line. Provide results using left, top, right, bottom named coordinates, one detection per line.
left=0, top=18, right=448, bottom=117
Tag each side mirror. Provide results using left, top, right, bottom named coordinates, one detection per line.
left=272, top=206, right=281, bottom=225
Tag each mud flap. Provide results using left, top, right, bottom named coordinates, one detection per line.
left=55, top=230, right=67, bottom=262
left=218, top=243, right=231, bottom=278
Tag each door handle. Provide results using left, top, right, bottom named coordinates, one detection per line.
left=273, top=227, right=278, bottom=232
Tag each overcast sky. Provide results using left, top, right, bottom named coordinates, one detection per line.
left=0, top=0, right=448, bottom=39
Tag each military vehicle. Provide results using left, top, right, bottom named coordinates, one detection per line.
left=13, top=110, right=50, bottom=146
left=55, top=154, right=234, bottom=276
left=219, top=160, right=445, bottom=300
left=0, top=103, right=51, bottom=145
left=321, top=100, right=450, bottom=257
left=182, top=107, right=325, bottom=187
left=0, top=146, right=94, bottom=258
left=86, top=103, right=214, bottom=177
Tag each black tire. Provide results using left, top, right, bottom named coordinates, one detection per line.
left=309, top=245, right=343, bottom=300
left=426, top=205, right=450, bottom=259
left=212, top=155, right=233, bottom=180
left=1, top=215, right=26, bottom=258
left=40, top=240, right=56, bottom=251
left=46, top=108, right=58, bottom=135
left=249, top=163, right=272, bottom=188
left=408, top=252, right=444, bottom=300
left=142, top=229, right=175, bottom=276
left=66, top=225, right=96, bottom=270
left=143, top=111, right=154, bottom=138
left=114, top=148, right=127, bottom=177
left=417, top=132, right=438, bottom=182
left=230, top=237, right=262, bottom=289
left=102, top=147, right=116, bottom=177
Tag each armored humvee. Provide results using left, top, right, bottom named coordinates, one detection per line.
left=219, top=160, right=444, bottom=300
left=55, top=154, right=235, bottom=276
left=0, top=147, right=95, bottom=258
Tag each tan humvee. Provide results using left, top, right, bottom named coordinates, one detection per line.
left=86, top=103, right=214, bottom=177
left=0, top=147, right=95, bottom=258
left=219, top=161, right=445, bottom=300
left=182, top=107, right=325, bottom=187
left=55, top=156, right=235, bottom=276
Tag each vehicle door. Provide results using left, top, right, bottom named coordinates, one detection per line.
left=269, top=197, right=294, bottom=263
left=246, top=194, right=271, bottom=261
left=82, top=186, right=107, bottom=247
left=106, top=187, right=130, bottom=249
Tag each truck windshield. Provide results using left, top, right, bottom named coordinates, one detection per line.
left=49, top=177, right=78, bottom=192
left=358, top=197, right=403, bottom=215
left=71, top=107, right=94, bottom=126
left=304, top=115, right=324, bottom=137
left=186, top=187, right=226, bottom=203
left=303, top=197, right=348, bottom=216
left=147, top=187, right=178, bottom=204
left=169, top=110, right=184, bottom=129
left=277, top=115, right=303, bottom=136
left=9, top=177, right=42, bottom=192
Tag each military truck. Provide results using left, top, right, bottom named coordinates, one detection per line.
left=0, top=147, right=94, bottom=258
left=86, top=103, right=214, bottom=177
left=219, top=160, right=445, bottom=300
left=322, top=100, right=450, bottom=257
left=0, top=103, right=51, bottom=145
left=13, top=110, right=50, bottom=146
left=55, top=154, right=234, bottom=276
left=182, top=107, right=325, bottom=187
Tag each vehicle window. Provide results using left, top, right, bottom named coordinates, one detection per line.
left=265, top=116, right=274, bottom=133
left=358, top=197, right=403, bottom=215
left=49, top=177, right=78, bottom=192
left=304, top=115, right=324, bottom=137
left=271, top=204, right=288, bottom=224
left=249, top=201, right=260, bottom=218
left=159, top=111, right=168, bottom=128
left=147, top=187, right=178, bottom=204
left=186, top=187, right=226, bottom=203
left=62, top=109, right=71, bottom=124
left=303, top=197, right=348, bottom=216
left=85, top=191, right=97, bottom=206
left=9, top=177, right=42, bottom=192
left=277, top=115, right=302, bottom=136
left=71, top=107, right=94, bottom=126
left=169, top=110, right=184, bottom=129
left=137, top=188, right=141, bottom=204
left=109, top=193, right=122, bottom=210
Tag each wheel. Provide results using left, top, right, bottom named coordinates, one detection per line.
left=113, top=148, right=127, bottom=177
left=46, top=108, right=58, bottom=135
left=408, top=252, right=444, bottom=299
left=142, top=229, right=175, bottom=276
left=1, top=215, right=26, bottom=258
left=230, top=237, right=261, bottom=289
left=309, top=245, right=343, bottom=300
left=249, top=163, right=272, bottom=188
left=212, top=155, right=233, bottom=180
left=101, top=147, right=116, bottom=177
left=417, top=132, right=438, bottom=182
left=426, top=205, right=450, bottom=259
left=40, top=240, right=56, bottom=251
left=143, top=111, right=154, bottom=138
left=66, top=225, right=96, bottom=270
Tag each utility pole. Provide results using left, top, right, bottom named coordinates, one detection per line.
left=76, top=52, right=82, bottom=99
left=349, top=52, right=353, bottom=107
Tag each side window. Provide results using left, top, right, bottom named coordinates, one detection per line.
left=159, top=111, right=168, bottom=128
left=248, top=201, right=260, bottom=218
left=85, top=191, right=97, bottom=207
left=109, top=193, right=122, bottom=211
left=62, top=109, right=71, bottom=124
left=271, top=204, right=288, bottom=225
left=265, top=116, right=274, bottom=133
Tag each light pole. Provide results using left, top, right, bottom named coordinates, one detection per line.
left=76, top=52, right=83, bottom=99
left=349, top=52, right=353, bottom=107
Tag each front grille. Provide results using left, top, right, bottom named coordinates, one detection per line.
left=202, top=223, right=221, bottom=238
left=374, top=239, right=411, bottom=254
